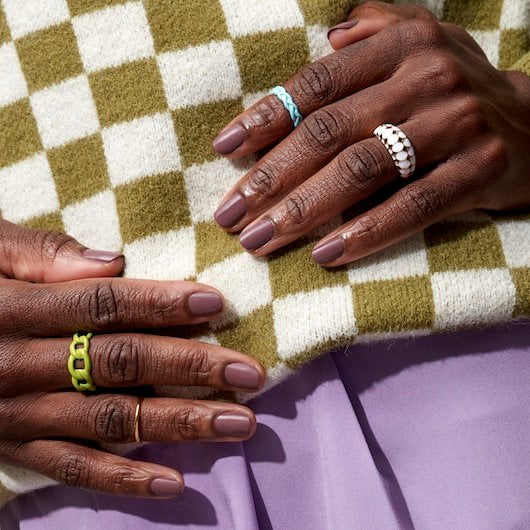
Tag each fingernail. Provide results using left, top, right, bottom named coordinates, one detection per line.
left=239, top=219, right=274, bottom=251
left=188, top=292, right=224, bottom=316
left=214, top=194, right=247, bottom=227
left=214, top=412, right=251, bottom=436
left=224, top=362, right=260, bottom=390
left=150, top=478, right=183, bottom=497
left=327, top=19, right=359, bottom=39
left=312, top=238, right=345, bottom=264
left=83, top=249, right=123, bottom=262
left=212, top=123, right=246, bottom=154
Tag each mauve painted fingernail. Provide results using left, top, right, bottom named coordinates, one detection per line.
left=214, top=194, right=247, bottom=227
left=224, top=363, right=260, bottom=390
left=212, top=123, right=246, bottom=154
left=150, top=478, right=183, bottom=497
left=214, top=412, right=251, bottom=436
left=312, top=238, right=345, bottom=264
left=188, top=292, right=224, bottom=316
left=327, top=19, right=359, bottom=39
left=83, top=249, right=123, bottom=262
left=239, top=219, right=274, bottom=250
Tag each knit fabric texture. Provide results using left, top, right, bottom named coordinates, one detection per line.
left=0, top=0, right=529, bottom=502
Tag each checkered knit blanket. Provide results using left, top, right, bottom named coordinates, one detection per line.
left=0, top=0, right=529, bottom=503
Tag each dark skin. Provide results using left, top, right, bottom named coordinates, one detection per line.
left=0, top=220, right=265, bottom=497
left=213, top=2, right=530, bottom=265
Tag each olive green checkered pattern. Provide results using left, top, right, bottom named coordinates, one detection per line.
left=0, top=0, right=529, bottom=501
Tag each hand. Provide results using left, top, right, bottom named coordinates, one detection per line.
left=0, top=220, right=265, bottom=497
left=212, top=2, right=530, bottom=266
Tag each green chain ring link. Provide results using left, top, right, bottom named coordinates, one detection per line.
left=68, top=333, right=96, bottom=392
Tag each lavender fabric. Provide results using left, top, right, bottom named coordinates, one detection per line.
left=2, top=322, right=530, bottom=529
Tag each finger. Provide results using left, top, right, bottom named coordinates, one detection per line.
left=0, top=393, right=256, bottom=444
left=328, top=3, right=434, bottom=50
left=211, top=22, right=419, bottom=158
left=10, top=334, right=264, bottom=396
left=0, top=220, right=124, bottom=283
left=214, top=78, right=406, bottom=230
left=0, top=438, right=184, bottom=497
left=12, top=279, right=225, bottom=336
left=236, top=97, right=481, bottom=256
left=311, top=154, right=486, bottom=266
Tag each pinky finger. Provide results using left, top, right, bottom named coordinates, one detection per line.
left=0, top=439, right=184, bottom=498
left=312, top=159, right=477, bottom=266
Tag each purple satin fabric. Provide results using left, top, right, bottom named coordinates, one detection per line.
left=2, top=322, right=530, bottom=529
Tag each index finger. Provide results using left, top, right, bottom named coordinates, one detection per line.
left=212, top=24, right=407, bottom=157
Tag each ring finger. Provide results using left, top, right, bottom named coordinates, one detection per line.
left=0, top=393, right=256, bottom=443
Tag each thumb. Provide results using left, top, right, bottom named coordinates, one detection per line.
left=327, top=3, right=427, bottom=50
left=0, top=220, right=124, bottom=283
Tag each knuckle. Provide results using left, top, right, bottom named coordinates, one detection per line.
left=246, top=163, right=281, bottom=199
left=86, top=280, right=121, bottom=330
left=284, top=192, right=314, bottom=226
left=485, top=137, right=508, bottom=174
left=300, top=108, right=342, bottom=151
left=397, top=183, right=446, bottom=226
left=176, top=346, right=211, bottom=386
left=108, top=467, right=142, bottom=495
left=410, top=18, right=446, bottom=47
left=424, top=54, right=463, bottom=91
left=36, top=230, right=76, bottom=261
left=336, top=144, right=383, bottom=193
left=173, top=407, right=202, bottom=440
left=103, top=336, right=141, bottom=386
left=292, top=61, right=335, bottom=105
left=91, top=396, right=132, bottom=443
left=55, top=451, right=91, bottom=489
left=248, top=96, right=284, bottom=129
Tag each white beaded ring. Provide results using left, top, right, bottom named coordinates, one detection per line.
left=373, top=124, right=416, bottom=179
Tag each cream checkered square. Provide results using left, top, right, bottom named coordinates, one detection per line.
left=0, top=153, right=59, bottom=223
left=0, top=42, right=28, bottom=107
left=432, top=269, right=516, bottom=330
left=500, top=0, right=529, bottom=30
left=495, top=219, right=530, bottom=268
left=242, top=90, right=268, bottom=109
left=72, top=1, right=154, bottom=73
left=348, top=234, right=429, bottom=284
left=273, top=285, right=356, bottom=360
left=306, top=24, right=333, bottom=61
left=102, top=112, right=181, bottom=186
left=2, top=0, right=69, bottom=39
left=124, top=228, right=196, bottom=281
left=468, top=29, right=501, bottom=66
left=30, top=75, right=99, bottom=149
left=198, top=252, right=272, bottom=321
left=184, top=158, right=252, bottom=223
left=158, top=40, right=241, bottom=110
left=220, top=0, right=304, bottom=37
left=62, top=189, right=122, bottom=251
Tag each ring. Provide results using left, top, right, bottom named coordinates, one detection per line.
left=373, top=124, right=416, bottom=179
left=270, top=86, right=303, bottom=127
left=134, top=397, right=143, bottom=444
left=68, top=333, right=96, bottom=392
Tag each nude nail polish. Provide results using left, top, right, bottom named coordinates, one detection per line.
left=188, top=292, right=224, bottom=316
left=214, top=412, right=251, bottom=436
left=312, top=238, right=345, bottom=264
left=224, top=363, right=260, bottom=390
left=83, top=249, right=123, bottom=262
left=150, top=478, right=183, bottom=496
left=212, top=123, right=246, bottom=154
left=239, top=219, right=274, bottom=250
left=214, top=194, right=247, bottom=227
left=327, top=19, right=359, bottom=39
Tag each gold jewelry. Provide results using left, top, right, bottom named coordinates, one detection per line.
left=134, top=397, right=143, bottom=443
